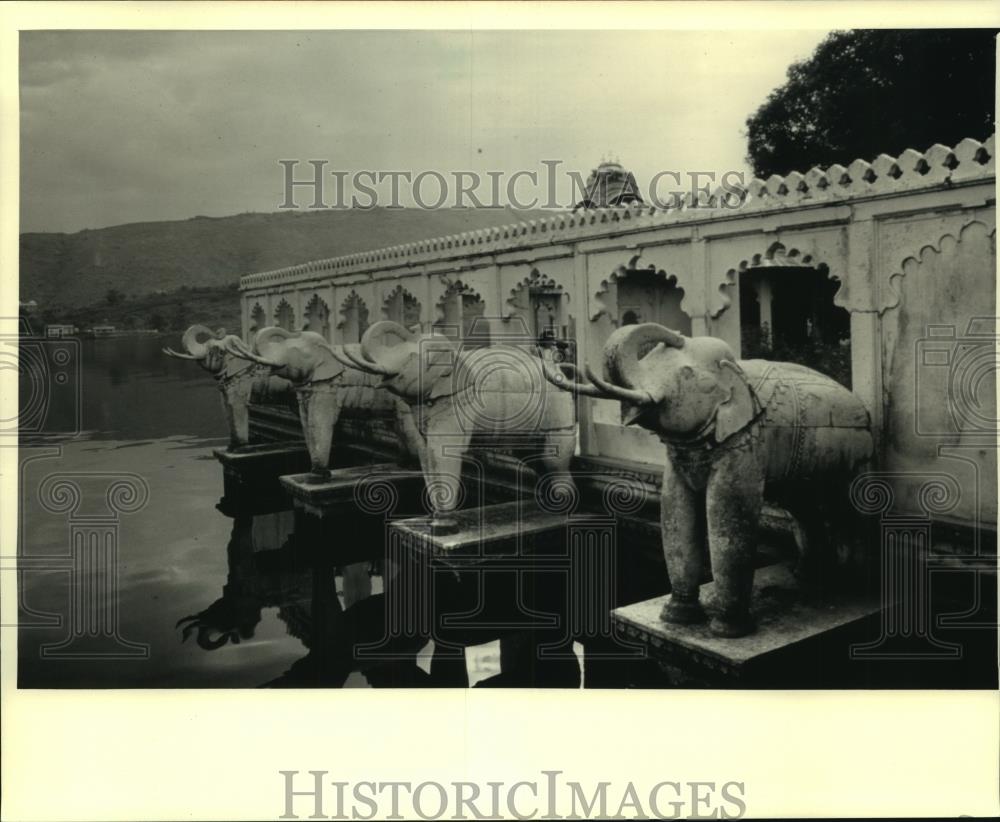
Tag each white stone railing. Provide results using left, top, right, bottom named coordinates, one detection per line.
left=240, top=134, right=994, bottom=290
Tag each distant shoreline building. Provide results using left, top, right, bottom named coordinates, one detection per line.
left=45, top=324, right=77, bottom=338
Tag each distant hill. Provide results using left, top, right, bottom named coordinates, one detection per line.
left=20, top=207, right=548, bottom=309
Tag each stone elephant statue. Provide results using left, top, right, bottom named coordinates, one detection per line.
left=340, top=320, right=577, bottom=531
left=543, top=322, right=873, bottom=637
left=176, top=511, right=305, bottom=650
left=224, top=327, right=424, bottom=480
left=164, top=324, right=293, bottom=450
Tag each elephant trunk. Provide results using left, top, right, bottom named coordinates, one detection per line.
left=604, top=322, right=684, bottom=391
left=162, top=346, right=197, bottom=360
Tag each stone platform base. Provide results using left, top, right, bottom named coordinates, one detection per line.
left=390, top=499, right=570, bottom=564
left=280, top=463, right=425, bottom=518
left=612, top=564, right=882, bottom=687
left=384, top=501, right=644, bottom=687
left=214, top=441, right=310, bottom=515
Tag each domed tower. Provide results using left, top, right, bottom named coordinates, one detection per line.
left=573, top=155, right=644, bottom=210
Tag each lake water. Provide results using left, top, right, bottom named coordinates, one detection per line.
left=16, top=335, right=488, bottom=688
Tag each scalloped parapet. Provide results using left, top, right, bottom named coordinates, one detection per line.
left=241, top=134, right=995, bottom=290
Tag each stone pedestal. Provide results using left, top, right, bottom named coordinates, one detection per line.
left=377, top=500, right=638, bottom=687
left=214, top=441, right=311, bottom=515
left=280, top=464, right=425, bottom=518
left=280, top=464, right=427, bottom=567
left=214, top=441, right=396, bottom=516
left=612, top=564, right=882, bottom=687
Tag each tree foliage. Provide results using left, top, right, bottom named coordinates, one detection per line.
left=746, top=30, right=997, bottom=178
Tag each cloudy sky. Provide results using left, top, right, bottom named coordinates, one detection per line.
left=20, top=29, right=830, bottom=234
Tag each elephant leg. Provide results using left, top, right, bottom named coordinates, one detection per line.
left=704, top=441, right=765, bottom=638
left=424, top=427, right=471, bottom=533
left=394, top=400, right=427, bottom=470
left=299, top=388, right=343, bottom=482
left=230, top=399, right=250, bottom=449
left=659, top=456, right=708, bottom=625
left=218, top=390, right=236, bottom=450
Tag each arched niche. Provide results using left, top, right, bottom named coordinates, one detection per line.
left=594, top=256, right=692, bottom=334
left=722, top=242, right=852, bottom=387
left=303, top=294, right=331, bottom=339
left=338, top=291, right=370, bottom=344
left=248, top=302, right=266, bottom=339
left=382, top=285, right=422, bottom=331
left=273, top=298, right=295, bottom=332
left=881, top=219, right=996, bottom=524
left=506, top=268, right=569, bottom=341
left=434, top=279, right=489, bottom=347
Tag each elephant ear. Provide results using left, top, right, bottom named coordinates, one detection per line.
left=361, top=320, right=417, bottom=374
left=713, top=359, right=759, bottom=443
left=313, top=343, right=346, bottom=382
left=254, top=327, right=297, bottom=362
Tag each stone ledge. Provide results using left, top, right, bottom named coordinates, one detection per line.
left=213, top=440, right=308, bottom=464
left=389, top=500, right=573, bottom=565
left=280, top=464, right=425, bottom=518
left=612, top=563, right=881, bottom=683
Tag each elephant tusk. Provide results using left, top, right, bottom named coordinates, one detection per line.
left=343, top=345, right=398, bottom=377
left=328, top=345, right=366, bottom=371
left=584, top=363, right=655, bottom=405
left=540, top=358, right=609, bottom=399
left=163, top=347, right=198, bottom=360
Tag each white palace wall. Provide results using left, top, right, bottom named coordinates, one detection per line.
left=241, top=136, right=997, bottom=526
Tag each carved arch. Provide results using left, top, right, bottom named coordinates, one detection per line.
left=886, top=219, right=997, bottom=314
left=337, top=290, right=370, bottom=343
left=434, top=278, right=488, bottom=343
left=434, top=279, right=485, bottom=323
left=381, top=284, right=422, bottom=329
left=592, top=255, right=690, bottom=331
left=505, top=268, right=566, bottom=319
left=273, top=298, right=295, bottom=331
left=248, top=302, right=266, bottom=335
left=303, top=294, right=331, bottom=337
left=718, top=241, right=852, bottom=386
left=713, top=242, right=833, bottom=319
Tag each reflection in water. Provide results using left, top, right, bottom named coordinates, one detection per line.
left=173, top=508, right=423, bottom=687
left=175, top=508, right=442, bottom=688
left=177, top=511, right=302, bottom=650
left=16, top=335, right=495, bottom=688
